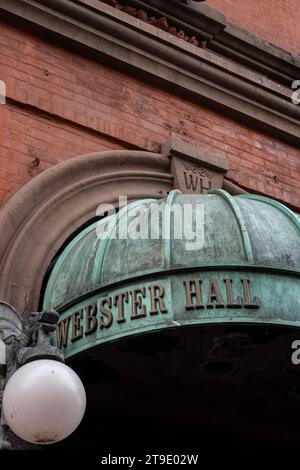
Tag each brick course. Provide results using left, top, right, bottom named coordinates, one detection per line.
left=0, top=21, right=299, bottom=210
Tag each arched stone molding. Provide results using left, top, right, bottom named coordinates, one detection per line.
left=0, top=151, right=173, bottom=316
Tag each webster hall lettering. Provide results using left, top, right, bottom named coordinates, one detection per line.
left=56, top=277, right=260, bottom=349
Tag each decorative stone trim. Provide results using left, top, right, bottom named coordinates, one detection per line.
left=0, top=151, right=172, bottom=316
left=163, top=136, right=228, bottom=194
left=0, top=146, right=246, bottom=317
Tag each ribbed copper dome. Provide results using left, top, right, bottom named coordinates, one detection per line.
left=43, top=190, right=300, bottom=312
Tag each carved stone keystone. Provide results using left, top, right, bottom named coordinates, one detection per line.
left=162, top=136, right=229, bottom=194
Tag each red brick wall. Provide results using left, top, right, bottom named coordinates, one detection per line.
left=207, top=0, right=300, bottom=55
left=0, top=21, right=299, bottom=210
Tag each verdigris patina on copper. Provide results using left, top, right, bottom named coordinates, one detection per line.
left=43, top=190, right=300, bottom=360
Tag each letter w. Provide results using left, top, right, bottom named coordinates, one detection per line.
left=187, top=455, right=199, bottom=464
left=56, top=318, right=70, bottom=348
left=184, top=172, right=198, bottom=191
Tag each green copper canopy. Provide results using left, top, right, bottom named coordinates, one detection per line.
left=44, top=190, right=300, bottom=311
left=43, top=190, right=300, bottom=359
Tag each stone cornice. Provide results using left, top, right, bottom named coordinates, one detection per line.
left=112, top=0, right=227, bottom=40
left=0, top=0, right=299, bottom=144
left=98, top=0, right=300, bottom=83
left=210, top=23, right=300, bottom=85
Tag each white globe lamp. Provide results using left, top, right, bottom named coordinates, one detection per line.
left=3, top=359, right=86, bottom=445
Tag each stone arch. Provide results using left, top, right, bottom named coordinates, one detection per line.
left=0, top=151, right=172, bottom=316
